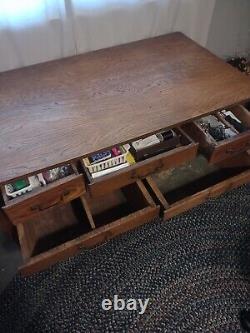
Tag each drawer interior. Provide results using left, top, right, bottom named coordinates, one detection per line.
left=190, top=115, right=239, bottom=146
left=145, top=165, right=250, bottom=219
left=229, top=104, right=250, bottom=129
left=182, top=104, right=250, bottom=164
left=162, top=167, right=249, bottom=204
left=17, top=181, right=155, bottom=259
left=82, top=127, right=196, bottom=183
left=1, top=163, right=78, bottom=205
left=85, top=181, right=155, bottom=226
left=185, top=105, right=249, bottom=144
left=17, top=198, right=92, bottom=258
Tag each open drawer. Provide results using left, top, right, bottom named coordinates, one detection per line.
left=82, top=128, right=198, bottom=197
left=145, top=167, right=250, bottom=220
left=18, top=180, right=159, bottom=275
left=2, top=163, right=86, bottom=225
left=182, top=104, right=250, bottom=164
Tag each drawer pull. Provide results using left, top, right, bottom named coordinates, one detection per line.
left=131, top=160, right=164, bottom=180
left=30, top=205, right=40, bottom=212
left=30, top=190, right=72, bottom=212
left=30, top=202, right=58, bottom=212
left=63, top=189, right=70, bottom=196
left=226, top=143, right=250, bottom=155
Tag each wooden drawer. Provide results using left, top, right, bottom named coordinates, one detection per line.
left=2, top=165, right=86, bottom=225
left=82, top=128, right=198, bottom=197
left=182, top=105, right=250, bottom=164
left=18, top=180, right=159, bottom=275
left=145, top=167, right=250, bottom=220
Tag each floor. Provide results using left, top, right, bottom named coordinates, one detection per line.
left=0, top=155, right=217, bottom=293
left=0, top=230, right=22, bottom=292
left=1, top=183, right=249, bottom=332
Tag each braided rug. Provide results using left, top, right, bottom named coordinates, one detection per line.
left=0, top=185, right=250, bottom=333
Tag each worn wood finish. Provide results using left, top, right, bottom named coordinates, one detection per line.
left=85, top=180, right=157, bottom=222
left=182, top=115, right=250, bottom=164
left=231, top=104, right=250, bottom=128
left=17, top=221, right=37, bottom=260
left=20, top=207, right=159, bottom=276
left=208, top=133, right=250, bottom=164
left=218, top=152, right=250, bottom=168
left=144, top=176, right=169, bottom=211
left=17, top=199, right=92, bottom=260
left=83, top=134, right=198, bottom=197
left=164, top=169, right=250, bottom=219
left=146, top=169, right=250, bottom=220
left=79, top=195, right=96, bottom=230
left=1, top=32, right=250, bottom=184
left=3, top=174, right=85, bottom=225
left=19, top=181, right=159, bottom=275
left=1, top=33, right=250, bottom=275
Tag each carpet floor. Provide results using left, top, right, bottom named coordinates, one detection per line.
left=0, top=185, right=250, bottom=333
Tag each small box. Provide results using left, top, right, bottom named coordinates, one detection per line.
left=130, top=130, right=180, bottom=162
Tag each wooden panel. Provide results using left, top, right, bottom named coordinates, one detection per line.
left=164, top=190, right=209, bottom=220
left=16, top=200, right=92, bottom=260
left=85, top=141, right=198, bottom=197
left=19, top=206, right=159, bottom=276
left=3, top=175, right=85, bottom=225
left=1, top=32, right=250, bottom=184
left=183, top=118, right=250, bottom=164
left=218, top=151, right=250, bottom=168
left=17, top=180, right=159, bottom=275
left=146, top=169, right=250, bottom=221
left=231, top=104, right=250, bottom=127
left=165, top=169, right=250, bottom=219
left=210, top=133, right=250, bottom=163
left=0, top=209, right=14, bottom=237
left=145, top=176, right=169, bottom=211
left=17, top=222, right=37, bottom=260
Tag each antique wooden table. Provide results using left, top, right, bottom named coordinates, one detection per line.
left=0, top=32, right=249, bottom=275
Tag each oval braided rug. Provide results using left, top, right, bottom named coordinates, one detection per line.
left=0, top=185, right=250, bottom=333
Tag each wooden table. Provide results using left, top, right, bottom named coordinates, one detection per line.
left=1, top=32, right=250, bottom=184
left=0, top=32, right=250, bottom=275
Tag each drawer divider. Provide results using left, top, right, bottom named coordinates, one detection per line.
left=135, top=180, right=157, bottom=207
left=145, top=177, right=169, bottom=211
left=80, top=195, right=96, bottom=230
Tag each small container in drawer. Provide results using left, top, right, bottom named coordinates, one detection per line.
left=18, top=180, right=159, bottom=275
left=82, top=128, right=198, bottom=197
left=2, top=164, right=86, bottom=225
left=145, top=167, right=250, bottom=220
left=182, top=105, right=250, bottom=164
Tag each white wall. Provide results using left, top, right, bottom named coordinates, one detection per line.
left=207, top=0, right=250, bottom=58
left=0, top=0, right=215, bottom=72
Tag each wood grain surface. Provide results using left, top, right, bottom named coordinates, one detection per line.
left=1, top=32, right=250, bottom=184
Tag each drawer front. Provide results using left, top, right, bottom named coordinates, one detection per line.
left=182, top=122, right=250, bottom=165
left=87, top=143, right=198, bottom=197
left=18, top=180, right=159, bottom=275
left=164, top=168, right=250, bottom=219
left=164, top=190, right=209, bottom=220
left=209, top=132, right=250, bottom=164
left=19, top=206, right=159, bottom=276
left=3, top=175, right=85, bottom=225
left=146, top=169, right=250, bottom=221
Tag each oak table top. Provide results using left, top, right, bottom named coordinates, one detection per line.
left=0, top=32, right=250, bottom=184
